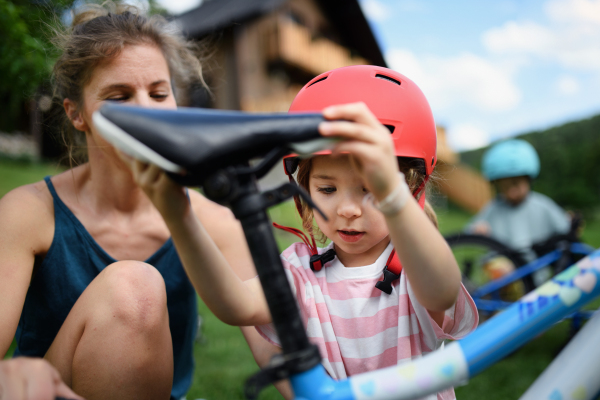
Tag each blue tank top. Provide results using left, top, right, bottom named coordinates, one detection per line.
left=14, top=177, right=197, bottom=399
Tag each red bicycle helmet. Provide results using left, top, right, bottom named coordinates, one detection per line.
left=284, top=65, right=437, bottom=178
left=279, top=66, right=436, bottom=285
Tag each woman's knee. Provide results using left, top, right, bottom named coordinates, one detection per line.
left=99, top=261, right=168, bottom=331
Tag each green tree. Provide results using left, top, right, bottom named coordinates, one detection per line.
left=0, top=0, right=167, bottom=133
left=0, top=0, right=75, bottom=132
left=460, top=114, right=600, bottom=216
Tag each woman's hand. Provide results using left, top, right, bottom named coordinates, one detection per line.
left=118, top=152, right=189, bottom=221
left=0, top=358, right=84, bottom=400
left=319, top=102, right=401, bottom=201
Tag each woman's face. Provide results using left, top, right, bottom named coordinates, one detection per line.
left=309, top=155, right=391, bottom=268
left=66, top=44, right=177, bottom=155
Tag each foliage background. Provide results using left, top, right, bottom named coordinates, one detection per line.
left=0, top=0, right=69, bottom=132
left=0, top=0, right=167, bottom=133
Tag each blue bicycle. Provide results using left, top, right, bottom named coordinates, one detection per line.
left=445, top=222, right=595, bottom=320
left=92, top=104, right=600, bottom=400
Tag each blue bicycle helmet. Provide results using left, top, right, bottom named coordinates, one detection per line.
left=482, top=139, right=540, bottom=181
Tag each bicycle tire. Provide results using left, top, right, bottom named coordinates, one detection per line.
left=444, top=233, right=534, bottom=298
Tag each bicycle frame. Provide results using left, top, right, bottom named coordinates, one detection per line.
left=520, top=309, right=600, bottom=400
left=472, top=242, right=595, bottom=312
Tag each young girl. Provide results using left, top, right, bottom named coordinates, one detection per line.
left=125, top=65, right=478, bottom=400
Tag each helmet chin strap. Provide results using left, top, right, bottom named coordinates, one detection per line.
left=414, top=176, right=429, bottom=209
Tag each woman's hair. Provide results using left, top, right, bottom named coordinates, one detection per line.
left=52, top=1, right=206, bottom=165
left=294, top=157, right=438, bottom=242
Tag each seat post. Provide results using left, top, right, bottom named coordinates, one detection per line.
left=203, top=169, right=322, bottom=398
left=229, top=177, right=314, bottom=355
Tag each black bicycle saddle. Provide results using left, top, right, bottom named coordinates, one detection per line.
left=93, top=104, right=332, bottom=183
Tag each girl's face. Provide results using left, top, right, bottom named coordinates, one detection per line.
left=309, top=155, right=391, bottom=268
left=66, top=44, right=177, bottom=160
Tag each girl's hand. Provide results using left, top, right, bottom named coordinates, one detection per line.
left=117, top=152, right=189, bottom=221
left=319, top=102, right=401, bottom=201
left=0, top=358, right=85, bottom=400
left=472, top=221, right=491, bottom=236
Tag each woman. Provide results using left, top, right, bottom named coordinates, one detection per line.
left=0, top=3, right=268, bottom=399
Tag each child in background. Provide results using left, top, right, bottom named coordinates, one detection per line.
left=124, top=66, right=478, bottom=400
left=468, top=139, right=570, bottom=284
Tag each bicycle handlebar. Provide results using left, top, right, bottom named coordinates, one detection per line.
left=531, top=212, right=583, bottom=256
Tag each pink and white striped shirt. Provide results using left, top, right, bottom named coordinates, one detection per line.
left=257, top=241, right=478, bottom=400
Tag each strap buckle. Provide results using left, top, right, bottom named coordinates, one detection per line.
left=375, top=266, right=401, bottom=294
left=309, top=248, right=336, bottom=272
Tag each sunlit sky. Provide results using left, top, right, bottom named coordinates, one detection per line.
left=156, top=0, right=600, bottom=151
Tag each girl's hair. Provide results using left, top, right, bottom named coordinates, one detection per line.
left=294, top=157, right=437, bottom=242
left=423, top=200, right=439, bottom=229
left=52, top=1, right=206, bottom=165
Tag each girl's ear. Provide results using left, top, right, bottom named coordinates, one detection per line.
left=63, top=98, right=89, bottom=132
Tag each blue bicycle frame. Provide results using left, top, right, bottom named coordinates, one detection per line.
left=472, top=242, right=595, bottom=313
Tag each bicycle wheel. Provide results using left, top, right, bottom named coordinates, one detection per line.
left=444, top=234, right=533, bottom=307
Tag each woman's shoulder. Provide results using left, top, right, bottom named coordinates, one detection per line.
left=5, top=167, right=85, bottom=215
left=0, top=179, right=53, bottom=216
left=0, top=178, right=55, bottom=251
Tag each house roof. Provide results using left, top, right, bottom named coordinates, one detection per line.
left=175, top=0, right=387, bottom=67
left=175, top=0, right=286, bottom=38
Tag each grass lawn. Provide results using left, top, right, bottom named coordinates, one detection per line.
left=0, top=157, right=65, bottom=197
left=2, top=157, right=599, bottom=399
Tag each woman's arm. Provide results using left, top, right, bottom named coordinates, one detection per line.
left=123, top=159, right=272, bottom=326
left=0, top=184, right=53, bottom=357
left=190, top=191, right=258, bottom=280
left=189, top=192, right=293, bottom=398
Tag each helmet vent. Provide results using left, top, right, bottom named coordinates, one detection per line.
left=376, top=74, right=401, bottom=85
left=384, top=125, right=395, bottom=133
left=308, top=76, right=328, bottom=88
